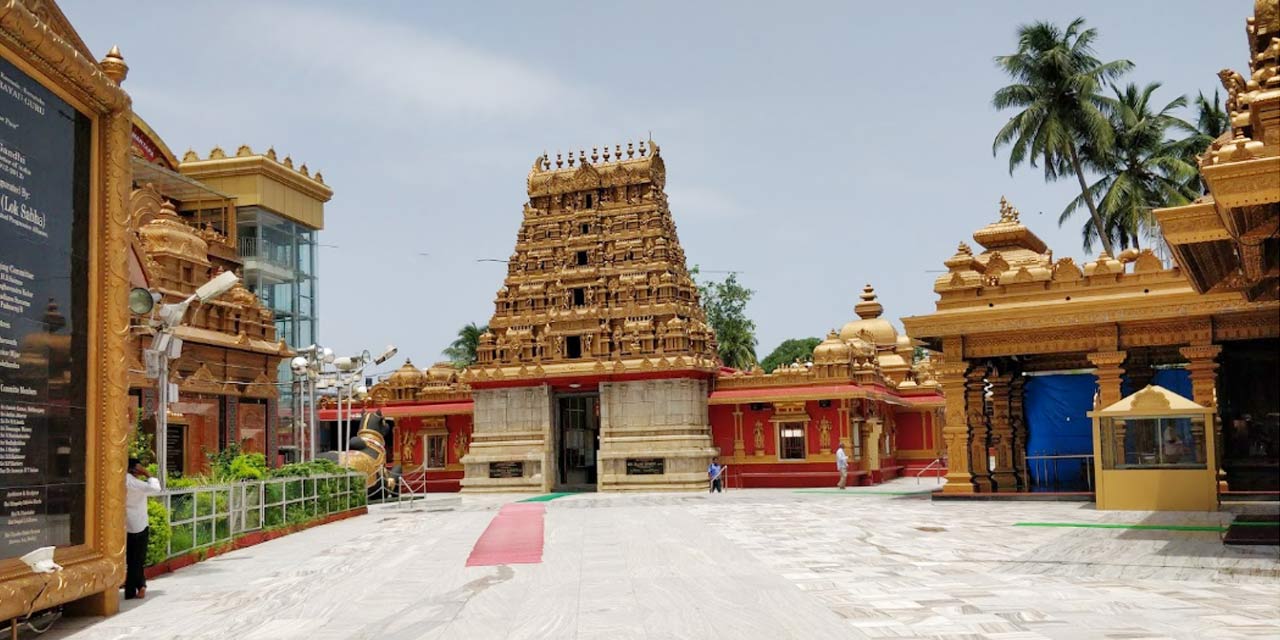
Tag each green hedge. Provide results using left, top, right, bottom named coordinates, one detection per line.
left=145, top=500, right=171, bottom=566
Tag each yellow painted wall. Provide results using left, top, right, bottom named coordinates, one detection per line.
left=195, top=173, right=325, bottom=229
left=1095, top=469, right=1218, bottom=511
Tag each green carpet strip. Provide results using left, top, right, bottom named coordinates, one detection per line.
left=517, top=492, right=576, bottom=503
left=1014, top=521, right=1278, bottom=532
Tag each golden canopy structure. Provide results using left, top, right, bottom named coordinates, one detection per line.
left=1156, top=0, right=1279, bottom=303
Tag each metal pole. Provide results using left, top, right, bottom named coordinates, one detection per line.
left=308, top=375, right=317, bottom=462
left=156, top=343, right=168, bottom=489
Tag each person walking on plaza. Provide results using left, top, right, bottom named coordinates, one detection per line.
left=708, top=457, right=724, bottom=493
left=836, top=442, right=849, bottom=489
left=125, top=457, right=161, bottom=600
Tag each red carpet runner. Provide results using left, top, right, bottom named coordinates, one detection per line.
left=465, top=503, right=546, bottom=566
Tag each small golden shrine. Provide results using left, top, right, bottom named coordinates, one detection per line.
left=1156, top=0, right=1280, bottom=302
left=461, top=141, right=720, bottom=492
left=1089, top=386, right=1218, bottom=511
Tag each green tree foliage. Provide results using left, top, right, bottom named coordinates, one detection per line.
left=692, top=266, right=759, bottom=369
left=1065, top=82, right=1197, bottom=251
left=992, top=18, right=1133, bottom=256
left=1177, top=90, right=1228, bottom=195
left=760, top=337, right=821, bottom=373
left=443, top=322, right=488, bottom=368
left=128, top=421, right=155, bottom=468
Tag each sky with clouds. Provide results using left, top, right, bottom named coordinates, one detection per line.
left=64, top=0, right=1249, bottom=376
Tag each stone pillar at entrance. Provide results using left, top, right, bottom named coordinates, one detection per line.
left=966, top=362, right=993, bottom=492
left=939, top=360, right=973, bottom=494
left=988, top=368, right=1017, bottom=492
left=1009, top=374, right=1029, bottom=491
left=1088, top=351, right=1127, bottom=408
left=1180, top=344, right=1225, bottom=491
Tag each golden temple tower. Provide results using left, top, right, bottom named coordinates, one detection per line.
left=461, top=141, right=720, bottom=492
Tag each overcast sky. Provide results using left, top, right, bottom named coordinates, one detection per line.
left=66, top=0, right=1248, bottom=376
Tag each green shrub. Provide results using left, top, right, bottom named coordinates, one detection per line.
left=268, top=459, right=342, bottom=479
left=170, top=524, right=193, bottom=554
left=230, top=453, right=267, bottom=481
left=144, top=499, right=171, bottom=566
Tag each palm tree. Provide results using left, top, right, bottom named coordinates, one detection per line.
left=992, top=18, right=1133, bottom=256
left=1176, top=90, right=1229, bottom=194
left=443, top=322, right=487, bottom=367
left=1064, top=82, right=1197, bottom=251
left=716, top=327, right=758, bottom=370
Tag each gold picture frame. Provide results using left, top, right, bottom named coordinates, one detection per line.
left=0, top=0, right=131, bottom=619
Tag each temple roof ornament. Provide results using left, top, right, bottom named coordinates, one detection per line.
left=840, top=284, right=897, bottom=346
left=100, top=45, right=127, bottom=84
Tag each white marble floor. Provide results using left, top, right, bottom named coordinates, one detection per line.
left=43, top=480, right=1280, bottom=640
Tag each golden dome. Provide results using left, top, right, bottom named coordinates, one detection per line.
left=138, top=200, right=209, bottom=265
left=385, top=359, right=427, bottom=388
left=225, top=280, right=258, bottom=308
left=812, top=329, right=851, bottom=364
left=426, top=361, right=459, bottom=384
left=838, top=284, right=898, bottom=347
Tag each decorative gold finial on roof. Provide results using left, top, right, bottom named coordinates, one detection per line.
left=236, top=145, right=253, bottom=157
left=100, top=45, right=128, bottom=84
left=182, top=148, right=199, bottom=162
left=957, top=241, right=972, bottom=255
left=854, top=284, right=884, bottom=320
left=283, top=155, right=294, bottom=168
left=299, top=163, right=309, bottom=177
left=209, top=146, right=226, bottom=159
left=591, top=147, right=599, bottom=163
left=266, top=147, right=277, bottom=161
left=998, top=195, right=1019, bottom=222
left=315, top=171, right=324, bottom=184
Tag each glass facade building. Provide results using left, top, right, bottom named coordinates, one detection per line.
left=237, top=206, right=318, bottom=416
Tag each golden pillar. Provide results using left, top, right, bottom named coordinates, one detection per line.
left=939, top=361, right=973, bottom=494
left=988, top=368, right=1017, bottom=492
left=1088, top=351, right=1128, bottom=408
left=732, top=404, right=745, bottom=458
left=965, top=362, right=993, bottom=492
left=1180, top=344, right=1224, bottom=490
left=1009, top=374, right=1028, bottom=491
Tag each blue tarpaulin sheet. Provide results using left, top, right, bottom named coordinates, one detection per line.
left=1024, top=374, right=1095, bottom=489
left=1023, top=369, right=1193, bottom=490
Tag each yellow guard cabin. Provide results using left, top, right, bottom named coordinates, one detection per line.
left=1089, top=386, right=1219, bottom=512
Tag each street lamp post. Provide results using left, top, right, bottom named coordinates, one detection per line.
left=133, top=270, right=241, bottom=488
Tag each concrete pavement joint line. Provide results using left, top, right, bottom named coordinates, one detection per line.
left=1014, top=521, right=1278, bottom=532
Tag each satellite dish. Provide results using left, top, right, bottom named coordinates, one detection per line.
left=128, top=288, right=157, bottom=315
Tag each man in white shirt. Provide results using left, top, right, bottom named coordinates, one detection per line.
left=125, top=457, right=162, bottom=599
left=836, top=442, right=849, bottom=489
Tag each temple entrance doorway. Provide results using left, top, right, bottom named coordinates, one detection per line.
left=555, top=393, right=600, bottom=491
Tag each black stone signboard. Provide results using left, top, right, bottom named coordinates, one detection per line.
left=0, top=54, right=91, bottom=560
left=625, top=458, right=665, bottom=475
left=488, top=461, right=524, bottom=479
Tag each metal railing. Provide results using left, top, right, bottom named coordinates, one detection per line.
left=1026, top=453, right=1095, bottom=492
left=155, top=472, right=365, bottom=562
left=916, top=457, right=945, bottom=484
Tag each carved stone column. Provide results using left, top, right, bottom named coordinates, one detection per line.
left=939, top=361, right=973, bottom=494
left=1180, top=344, right=1224, bottom=490
left=966, top=362, right=993, bottom=493
left=732, top=405, right=745, bottom=458
left=988, top=368, right=1016, bottom=492
left=1009, top=374, right=1029, bottom=491
left=1088, top=351, right=1128, bottom=409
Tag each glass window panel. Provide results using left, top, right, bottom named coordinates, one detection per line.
left=780, top=422, right=806, bottom=460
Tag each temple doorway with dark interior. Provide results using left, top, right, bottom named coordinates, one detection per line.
left=555, top=393, right=600, bottom=491
left=1220, top=338, right=1280, bottom=491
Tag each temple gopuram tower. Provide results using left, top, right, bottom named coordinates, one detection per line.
left=460, top=141, right=720, bottom=492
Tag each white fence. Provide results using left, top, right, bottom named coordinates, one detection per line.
left=154, top=472, right=366, bottom=561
